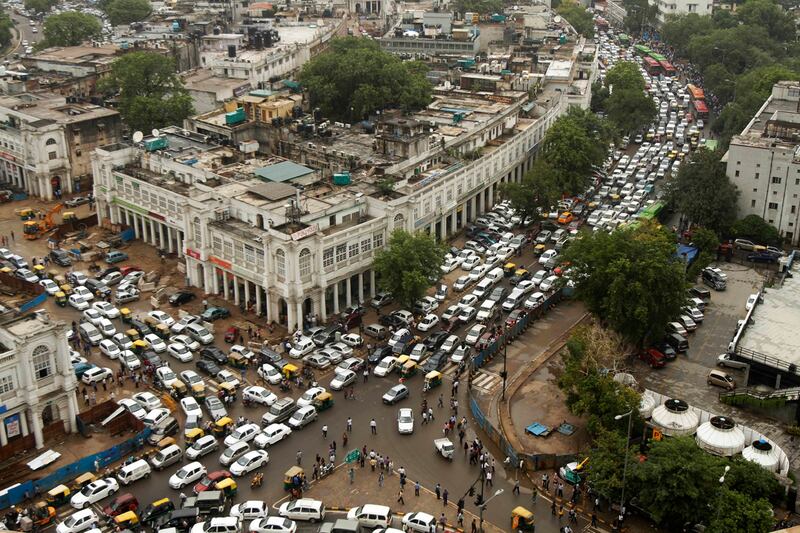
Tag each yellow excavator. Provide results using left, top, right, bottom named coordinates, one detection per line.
left=23, top=204, right=63, bottom=240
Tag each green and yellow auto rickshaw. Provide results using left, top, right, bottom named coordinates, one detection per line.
left=16, top=207, right=35, bottom=220
left=45, top=485, right=71, bottom=507
left=312, top=392, right=334, bottom=412
left=400, top=360, right=417, bottom=379
left=423, top=371, right=442, bottom=392
left=153, top=323, right=170, bottom=340
left=71, top=472, right=96, bottom=492
left=511, top=506, right=535, bottom=531
left=185, top=428, right=205, bottom=446
left=131, top=339, right=147, bottom=355
left=283, top=364, right=299, bottom=380
left=113, top=511, right=139, bottom=530
left=170, top=380, right=187, bottom=399
left=120, top=308, right=132, bottom=324
left=215, top=478, right=238, bottom=499
left=212, top=416, right=233, bottom=436
left=59, top=283, right=73, bottom=296
left=283, top=467, right=304, bottom=491
left=32, top=502, right=55, bottom=527
left=503, top=262, right=517, bottom=277
left=55, top=291, right=67, bottom=307
left=228, top=352, right=247, bottom=370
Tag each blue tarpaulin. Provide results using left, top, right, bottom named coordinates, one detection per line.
left=676, top=244, right=699, bottom=265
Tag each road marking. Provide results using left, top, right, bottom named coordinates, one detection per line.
left=471, top=370, right=501, bottom=392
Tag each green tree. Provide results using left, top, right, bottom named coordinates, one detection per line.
left=730, top=215, right=781, bottom=246
left=586, top=428, right=638, bottom=502
left=0, top=11, right=14, bottom=49
left=563, top=222, right=688, bottom=346
left=498, top=160, right=559, bottom=223
left=667, top=149, right=739, bottom=235
left=707, top=489, right=774, bottom=533
left=24, top=0, right=56, bottom=14
left=299, top=37, right=432, bottom=122
left=99, top=52, right=193, bottom=133
left=661, top=14, right=715, bottom=56
left=621, top=0, right=659, bottom=34
left=590, top=80, right=609, bottom=113
left=41, top=12, right=102, bottom=47
left=556, top=0, right=594, bottom=37
left=373, top=229, right=446, bottom=308
left=452, top=0, right=502, bottom=15
left=603, top=63, right=656, bottom=134
left=686, top=227, right=719, bottom=280
left=736, top=0, right=796, bottom=43
left=104, top=0, right=151, bottom=26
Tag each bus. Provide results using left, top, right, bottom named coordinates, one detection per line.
left=692, top=100, right=709, bottom=119
left=648, top=52, right=667, bottom=62
left=633, top=44, right=652, bottom=56
left=643, top=57, right=662, bottom=76
left=686, top=84, right=705, bottom=101
left=639, top=201, right=666, bottom=222
left=618, top=33, right=631, bottom=46
left=659, top=61, right=677, bottom=76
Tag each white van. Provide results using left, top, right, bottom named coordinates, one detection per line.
left=117, top=459, right=152, bottom=485
left=79, top=323, right=103, bottom=346
left=279, top=498, right=326, bottom=522
left=476, top=300, right=497, bottom=322
left=150, top=444, right=183, bottom=470
left=485, top=267, right=504, bottom=285
left=347, top=504, right=392, bottom=529
left=502, top=288, right=526, bottom=312
left=189, top=517, right=239, bottom=533
left=289, top=337, right=315, bottom=358
left=473, top=278, right=493, bottom=299
left=186, top=323, right=214, bottom=345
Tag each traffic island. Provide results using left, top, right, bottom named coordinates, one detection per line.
left=278, top=462, right=506, bottom=533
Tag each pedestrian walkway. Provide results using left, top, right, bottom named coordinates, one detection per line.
left=469, top=370, right=501, bottom=394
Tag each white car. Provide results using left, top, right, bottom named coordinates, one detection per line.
left=516, top=280, right=536, bottom=294
left=231, top=500, right=270, bottom=520
left=224, top=423, right=261, bottom=447
left=458, top=293, right=479, bottom=309
left=539, top=275, right=559, bottom=292
left=230, top=449, right=269, bottom=476
left=397, top=407, right=414, bottom=434
left=340, top=333, right=363, bottom=348
left=243, top=386, right=277, bottom=406
left=746, top=293, right=758, bottom=311
left=82, top=309, right=104, bottom=326
left=249, top=517, right=297, bottom=533
left=524, top=292, right=545, bottom=310
left=56, top=508, right=98, bottom=533
left=167, top=342, right=193, bottom=362
left=40, top=278, right=60, bottom=295
left=180, top=397, right=203, bottom=419
left=417, top=313, right=439, bottom=332
left=465, top=324, right=486, bottom=345
left=70, top=272, right=89, bottom=286
left=218, top=369, right=241, bottom=389
left=143, top=407, right=170, bottom=427
left=441, top=304, right=461, bottom=322
left=148, top=310, right=175, bottom=327
left=402, top=512, right=437, bottom=533
left=118, top=398, right=146, bottom=420
left=144, top=334, right=167, bottom=353
left=440, top=257, right=459, bottom=273
left=171, top=315, right=200, bottom=334
left=461, top=255, right=482, bottom=270
left=155, top=367, right=180, bottom=388
left=97, top=318, right=116, bottom=337
left=278, top=499, right=325, bottom=522
left=93, top=301, right=120, bottom=319
left=539, top=249, right=558, bottom=265
left=328, top=342, right=353, bottom=359
left=73, top=286, right=94, bottom=301
left=457, top=306, right=477, bottom=324
left=69, top=294, right=89, bottom=310
left=453, top=276, right=471, bottom=292
left=254, top=423, right=292, bottom=449
left=469, top=264, right=490, bottom=282
left=297, top=387, right=327, bottom=408
left=70, top=478, right=119, bottom=509
left=99, top=339, right=121, bottom=359
left=112, top=333, right=133, bottom=351
left=230, top=344, right=255, bottom=360
left=330, top=369, right=356, bottom=391
left=82, top=367, right=112, bottom=385
left=172, top=334, right=200, bottom=351
left=169, top=461, right=207, bottom=489
left=373, top=356, right=397, bottom=377
left=132, top=391, right=162, bottom=411
left=120, top=351, right=140, bottom=371
left=258, top=363, right=282, bottom=385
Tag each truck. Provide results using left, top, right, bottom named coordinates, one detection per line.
left=434, top=438, right=454, bottom=460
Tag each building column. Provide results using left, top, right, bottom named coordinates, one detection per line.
left=295, top=301, right=303, bottom=330
left=358, top=272, right=365, bottom=303
left=265, top=290, right=271, bottom=322
left=287, top=300, right=296, bottom=332
left=345, top=277, right=352, bottom=307
left=0, top=419, right=7, bottom=446
left=438, top=217, right=446, bottom=241
left=320, top=287, right=327, bottom=319
left=20, top=410, right=28, bottom=437
left=159, top=224, right=166, bottom=250
left=233, top=275, right=240, bottom=306
left=244, top=280, right=251, bottom=310
left=132, top=213, right=140, bottom=239
left=212, top=269, right=220, bottom=295
left=333, top=282, right=340, bottom=314
left=66, top=392, right=79, bottom=433
left=255, top=285, right=263, bottom=316
left=222, top=272, right=230, bottom=300
left=370, top=270, right=376, bottom=298
left=150, top=219, right=157, bottom=245
left=30, top=409, right=43, bottom=449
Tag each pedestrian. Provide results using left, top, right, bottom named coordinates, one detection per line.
left=348, top=468, right=355, bottom=484
left=531, top=488, right=537, bottom=505
left=443, top=488, right=448, bottom=506
left=591, top=512, right=598, bottom=527
left=428, top=407, right=434, bottom=420
left=322, top=425, right=328, bottom=438
left=10, top=231, right=14, bottom=242
left=370, top=418, right=377, bottom=434
left=342, top=432, right=348, bottom=447
left=180, top=492, right=186, bottom=506
left=347, top=417, right=352, bottom=432
left=558, top=504, right=564, bottom=523
left=464, top=441, right=469, bottom=457
left=202, top=299, right=208, bottom=310
left=331, top=440, right=337, bottom=453
left=439, top=514, right=446, bottom=530
left=513, top=478, right=520, bottom=495
left=438, top=393, right=443, bottom=408
left=397, top=488, right=405, bottom=505
left=471, top=519, right=477, bottom=533
left=485, top=470, right=492, bottom=487
left=378, top=472, right=384, bottom=487
left=594, top=497, right=600, bottom=511
left=415, top=480, right=420, bottom=496
left=452, top=398, right=458, bottom=414
left=457, top=511, right=464, bottom=528
left=363, top=368, right=369, bottom=383
left=435, top=483, right=441, bottom=499
left=570, top=508, right=578, bottom=524
left=94, top=459, right=100, bottom=473
left=551, top=500, right=556, bottom=516
left=296, top=450, right=302, bottom=465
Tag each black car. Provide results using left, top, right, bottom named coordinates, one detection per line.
left=489, top=287, right=508, bottom=302
left=85, top=278, right=111, bottom=298
left=312, top=323, right=345, bottom=347
left=196, top=359, right=222, bottom=376
left=260, top=347, right=289, bottom=371
left=200, top=347, right=227, bottom=365
left=424, top=331, right=449, bottom=352
left=509, top=271, right=531, bottom=286
left=169, top=291, right=196, bottom=306
left=369, top=345, right=393, bottom=365
left=96, top=266, right=120, bottom=280
left=652, top=341, right=677, bottom=361
left=747, top=251, right=779, bottom=264
left=130, top=319, right=152, bottom=337
left=49, top=249, right=72, bottom=266
left=341, top=305, right=367, bottom=319
left=141, top=500, right=176, bottom=527
left=141, top=351, right=164, bottom=369
left=422, top=351, right=446, bottom=373
left=379, top=313, right=406, bottom=329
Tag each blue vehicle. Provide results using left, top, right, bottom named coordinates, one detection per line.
left=73, top=362, right=96, bottom=379
left=105, top=250, right=129, bottom=264
left=201, top=306, right=230, bottom=321
left=747, top=251, right=779, bottom=264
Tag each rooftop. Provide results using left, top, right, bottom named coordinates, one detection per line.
left=28, top=45, right=120, bottom=65
left=184, top=71, right=251, bottom=94
left=254, top=161, right=315, bottom=183
left=734, top=82, right=800, bottom=148
left=0, top=93, right=118, bottom=125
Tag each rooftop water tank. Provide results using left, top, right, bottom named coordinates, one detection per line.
left=651, top=398, right=699, bottom=437
left=333, top=172, right=351, bottom=186
left=695, top=416, right=745, bottom=457
left=742, top=438, right=780, bottom=473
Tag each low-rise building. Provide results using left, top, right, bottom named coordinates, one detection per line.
left=0, top=312, right=79, bottom=450
left=651, top=0, right=712, bottom=24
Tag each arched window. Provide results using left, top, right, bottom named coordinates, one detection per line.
left=393, top=213, right=405, bottom=230
left=45, top=138, right=57, bottom=146
left=32, top=345, right=52, bottom=379
left=299, top=249, right=311, bottom=278
left=275, top=249, right=286, bottom=278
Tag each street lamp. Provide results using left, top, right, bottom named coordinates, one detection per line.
left=501, top=319, right=508, bottom=400
left=714, top=465, right=731, bottom=524
left=614, top=410, right=634, bottom=526
left=478, top=488, right=504, bottom=532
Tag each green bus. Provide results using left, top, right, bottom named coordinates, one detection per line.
left=618, top=33, right=631, bottom=45
left=639, top=201, right=665, bottom=221
left=633, top=44, right=652, bottom=56
left=648, top=52, right=667, bottom=62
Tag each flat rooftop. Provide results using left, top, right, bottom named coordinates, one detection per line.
left=739, top=261, right=800, bottom=367
left=184, top=71, right=250, bottom=94
left=0, top=93, right=118, bottom=124
left=30, top=45, right=120, bottom=63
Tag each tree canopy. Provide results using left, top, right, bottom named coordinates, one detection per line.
left=556, top=0, right=594, bottom=37
left=666, top=149, right=739, bottom=235
left=299, top=37, right=432, bottom=122
left=99, top=52, right=193, bottom=133
left=563, top=222, right=688, bottom=346
left=41, top=12, right=102, bottom=47
left=601, top=62, right=656, bottom=135
left=498, top=159, right=559, bottom=223
left=621, top=0, right=659, bottom=34
left=374, top=229, right=446, bottom=308
left=0, top=11, right=14, bottom=49
left=686, top=227, right=719, bottom=280
left=104, top=0, right=151, bottom=26
left=730, top=215, right=781, bottom=246
left=452, top=0, right=502, bottom=15
left=24, top=0, right=56, bottom=14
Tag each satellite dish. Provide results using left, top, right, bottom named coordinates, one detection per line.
left=132, top=131, right=144, bottom=143
left=151, top=129, right=160, bottom=137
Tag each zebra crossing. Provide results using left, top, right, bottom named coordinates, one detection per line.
left=439, top=362, right=502, bottom=393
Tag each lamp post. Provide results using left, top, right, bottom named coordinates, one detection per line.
left=479, top=488, right=504, bottom=532
left=614, top=410, right=634, bottom=526
left=714, top=465, right=731, bottom=524
left=501, top=319, right=508, bottom=400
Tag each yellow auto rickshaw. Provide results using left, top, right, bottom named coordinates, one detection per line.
left=215, top=478, right=238, bottom=499
left=423, top=371, right=442, bottom=392
left=132, top=339, right=147, bottom=355
left=213, top=416, right=233, bottom=436
left=185, top=428, right=205, bottom=446
left=283, top=466, right=304, bottom=491
left=32, top=502, right=55, bottom=527
left=313, top=392, right=334, bottom=412
left=114, top=511, right=139, bottom=530
left=228, top=352, right=247, bottom=369
left=62, top=211, right=77, bottom=222
left=0, top=267, right=11, bottom=274
left=153, top=323, right=170, bottom=340
left=170, top=380, right=187, bottom=399
left=511, top=506, right=535, bottom=531
left=55, top=291, right=67, bottom=307
left=71, top=472, right=96, bottom=491
left=33, top=264, right=46, bottom=278
left=218, top=381, right=237, bottom=398
left=400, top=360, right=417, bottom=379
left=533, top=244, right=546, bottom=255
left=59, top=283, right=73, bottom=296
left=16, top=207, right=35, bottom=220
left=126, top=329, right=141, bottom=342
left=503, top=262, right=517, bottom=276
left=396, top=355, right=410, bottom=367
left=283, top=364, right=299, bottom=380
left=120, top=308, right=132, bottom=324
left=45, top=485, right=70, bottom=507
left=190, top=381, right=206, bottom=399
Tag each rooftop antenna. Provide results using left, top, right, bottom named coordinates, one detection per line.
left=132, top=131, right=144, bottom=143
left=152, top=128, right=160, bottom=137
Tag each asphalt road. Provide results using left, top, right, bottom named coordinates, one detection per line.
left=2, top=10, right=42, bottom=58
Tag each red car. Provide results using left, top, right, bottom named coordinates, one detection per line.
left=119, top=265, right=142, bottom=276
left=103, top=493, right=138, bottom=517
left=224, top=326, right=240, bottom=344
left=193, top=470, right=232, bottom=494
left=639, top=348, right=666, bottom=368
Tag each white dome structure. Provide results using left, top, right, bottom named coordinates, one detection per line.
left=695, top=416, right=745, bottom=457
left=613, top=372, right=637, bottom=388
left=742, top=438, right=780, bottom=473
left=639, top=391, right=657, bottom=419
left=651, top=398, right=699, bottom=437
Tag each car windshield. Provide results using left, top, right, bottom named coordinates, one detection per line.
left=399, top=414, right=412, bottom=422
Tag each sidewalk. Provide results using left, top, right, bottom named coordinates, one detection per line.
left=291, top=463, right=505, bottom=533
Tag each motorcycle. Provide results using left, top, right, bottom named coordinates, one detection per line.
left=251, top=473, right=263, bottom=488
left=279, top=381, right=291, bottom=392
left=319, top=463, right=335, bottom=478
left=242, top=397, right=253, bottom=408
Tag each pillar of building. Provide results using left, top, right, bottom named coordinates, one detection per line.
left=244, top=280, right=251, bottom=310
left=333, top=282, right=340, bottom=314
left=320, top=287, right=328, bottom=319
left=370, top=270, right=376, bottom=298
left=255, top=285, right=262, bottom=316
left=264, top=290, right=271, bottom=322
left=0, top=420, right=7, bottom=446
left=295, top=301, right=303, bottom=329
left=232, top=275, right=240, bottom=306
left=132, top=213, right=140, bottom=239
left=358, top=273, right=365, bottom=303
left=212, top=269, right=220, bottom=295
left=66, top=392, right=79, bottom=433
left=222, top=272, right=230, bottom=300
left=345, top=277, right=352, bottom=307
left=30, top=408, right=43, bottom=449
left=20, top=410, right=28, bottom=437
left=159, top=224, right=166, bottom=251
left=287, top=300, right=296, bottom=332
